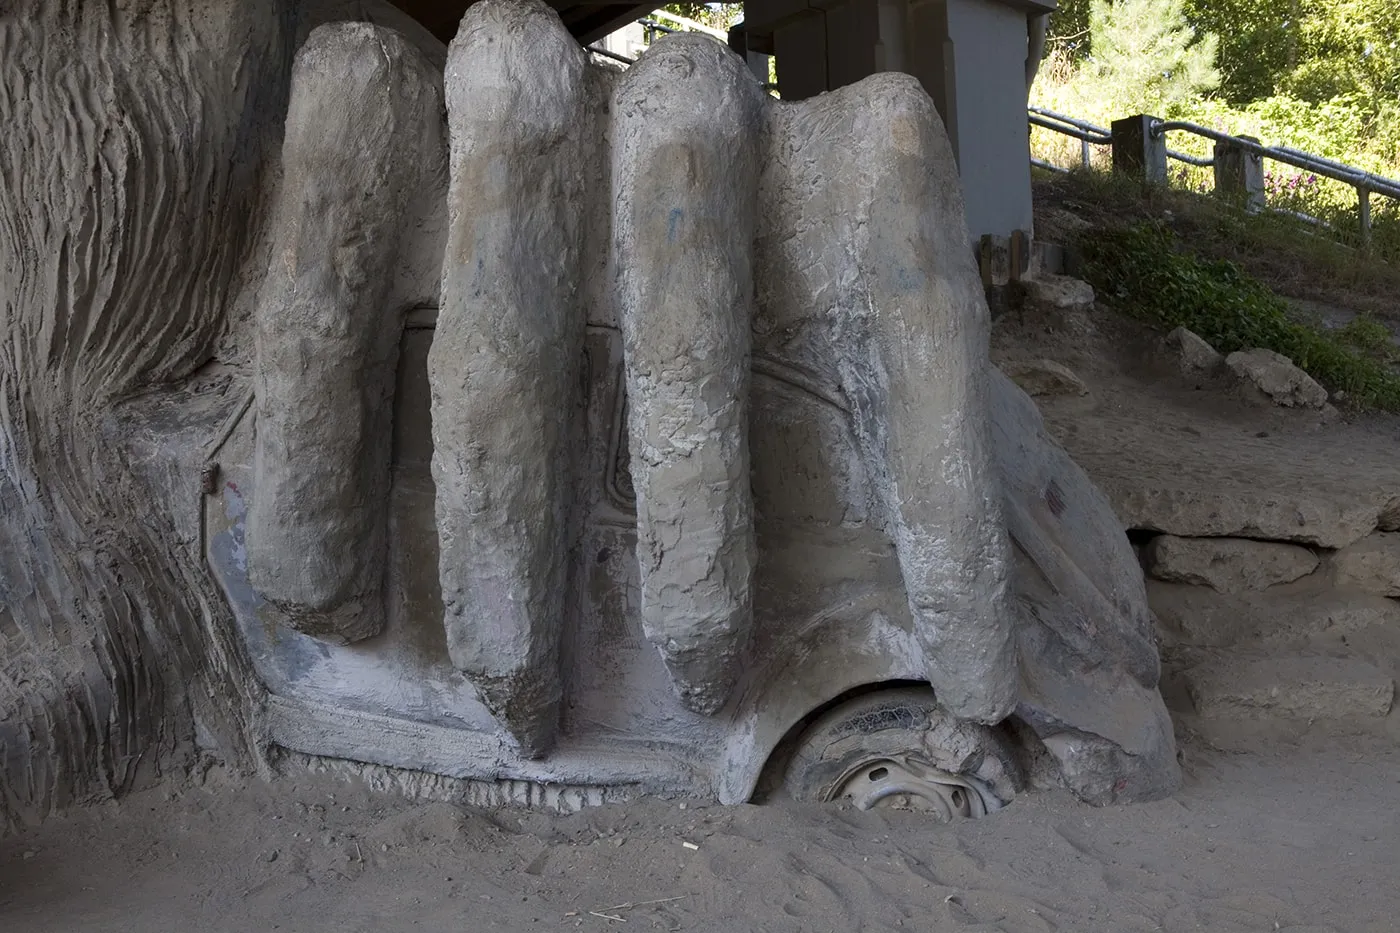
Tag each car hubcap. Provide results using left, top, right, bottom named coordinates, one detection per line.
left=828, top=756, right=1001, bottom=820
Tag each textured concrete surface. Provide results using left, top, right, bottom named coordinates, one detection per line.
left=0, top=0, right=449, bottom=832
left=756, top=74, right=1018, bottom=725
left=1380, top=498, right=1400, bottom=532
left=250, top=23, right=447, bottom=643
left=988, top=369, right=1177, bottom=804
left=1145, top=535, right=1319, bottom=594
left=990, top=370, right=1161, bottom=689
left=611, top=36, right=763, bottom=715
left=429, top=0, right=600, bottom=756
left=0, top=0, right=301, bottom=834
left=2, top=0, right=1184, bottom=824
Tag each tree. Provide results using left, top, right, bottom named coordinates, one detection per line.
left=1281, top=0, right=1400, bottom=103
left=1057, top=0, right=1400, bottom=112
left=1046, top=0, right=1093, bottom=59
left=1082, top=0, right=1220, bottom=116
left=660, top=3, right=743, bottom=31
left=1183, top=0, right=1291, bottom=105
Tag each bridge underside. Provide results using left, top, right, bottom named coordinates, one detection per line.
left=391, top=0, right=1046, bottom=247
left=391, top=0, right=661, bottom=43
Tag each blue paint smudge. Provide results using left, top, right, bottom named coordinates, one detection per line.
left=894, top=265, right=925, bottom=292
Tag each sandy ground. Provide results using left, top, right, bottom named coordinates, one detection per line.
left=3, top=725, right=1398, bottom=933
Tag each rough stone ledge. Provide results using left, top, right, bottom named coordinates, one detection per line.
left=1184, top=655, right=1394, bottom=719
left=1000, top=359, right=1090, bottom=398
left=1325, top=532, right=1400, bottom=598
left=1145, top=534, right=1318, bottom=594
left=1149, top=580, right=1400, bottom=649
left=1099, top=481, right=1381, bottom=550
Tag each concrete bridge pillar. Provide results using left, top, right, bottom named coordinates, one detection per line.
left=740, top=0, right=1055, bottom=248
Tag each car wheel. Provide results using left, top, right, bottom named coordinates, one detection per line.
left=782, top=687, right=1018, bottom=819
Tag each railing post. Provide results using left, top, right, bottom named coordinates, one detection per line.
left=1359, top=187, right=1372, bottom=248
left=727, top=23, right=773, bottom=89
left=1213, top=135, right=1265, bottom=212
left=1111, top=115, right=1166, bottom=184
left=1081, top=137, right=1091, bottom=170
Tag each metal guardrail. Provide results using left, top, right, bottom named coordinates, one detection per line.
left=587, top=19, right=780, bottom=93
left=640, top=19, right=681, bottom=41
left=585, top=17, right=701, bottom=65
left=1029, top=107, right=1206, bottom=168
left=1030, top=106, right=1400, bottom=246
left=588, top=45, right=635, bottom=65
left=1028, top=108, right=1108, bottom=171
left=645, top=8, right=729, bottom=39
left=1153, top=122, right=1400, bottom=200
left=1154, top=120, right=1400, bottom=245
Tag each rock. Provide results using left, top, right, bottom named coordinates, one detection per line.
left=1148, top=579, right=1400, bottom=649
left=1185, top=655, right=1393, bottom=719
left=1039, top=380, right=1389, bottom=550
left=1326, top=532, right=1400, bottom=597
left=1146, top=581, right=1259, bottom=648
left=1020, top=275, right=1097, bottom=340
left=1378, top=497, right=1400, bottom=532
left=1255, top=585, right=1400, bottom=644
left=1145, top=535, right=1317, bottom=593
left=1023, top=274, right=1095, bottom=312
left=1001, top=359, right=1090, bottom=397
left=1225, top=348, right=1329, bottom=409
left=1165, top=327, right=1223, bottom=376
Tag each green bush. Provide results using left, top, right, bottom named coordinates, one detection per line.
left=1336, top=315, right=1400, bottom=366
left=1077, top=223, right=1400, bottom=410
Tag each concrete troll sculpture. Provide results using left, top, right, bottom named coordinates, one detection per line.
left=0, top=0, right=1178, bottom=832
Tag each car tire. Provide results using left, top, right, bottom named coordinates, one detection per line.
left=782, top=687, right=1019, bottom=818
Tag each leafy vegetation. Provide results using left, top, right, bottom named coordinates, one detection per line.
left=1337, top=315, right=1397, bottom=357
left=1077, top=0, right=1219, bottom=115
left=1077, top=222, right=1400, bottom=410
left=659, top=3, right=741, bottom=31
left=1049, top=0, right=1400, bottom=114
left=1033, top=0, right=1400, bottom=244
